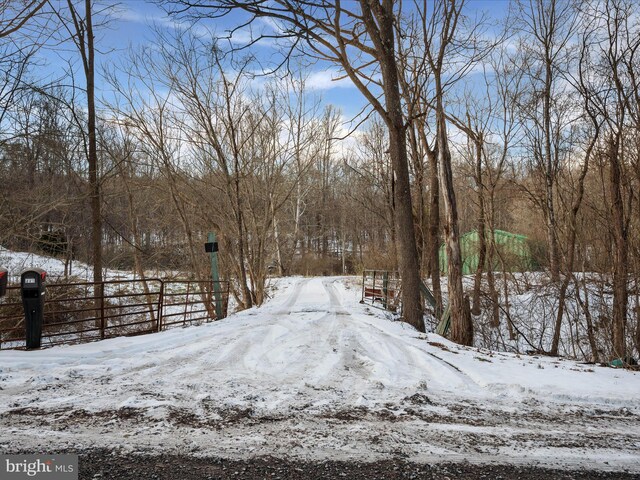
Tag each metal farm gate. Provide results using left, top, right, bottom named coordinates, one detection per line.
left=360, top=270, right=401, bottom=311
left=361, top=269, right=451, bottom=335
left=0, top=278, right=229, bottom=350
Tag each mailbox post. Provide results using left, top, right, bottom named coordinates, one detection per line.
left=21, top=269, right=47, bottom=349
left=206, top=232, right=224, bottom=319
left=0, top=268, right=7, bottom=298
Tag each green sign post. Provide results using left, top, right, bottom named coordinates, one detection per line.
left=207, top=232, right=224, bottom=319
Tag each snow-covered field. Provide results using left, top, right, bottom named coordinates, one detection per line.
left=0, top=246, right=136, bottom=282
left=1, top=276, right=639, bottom=472
left=0, top=246, right=184, bottom=283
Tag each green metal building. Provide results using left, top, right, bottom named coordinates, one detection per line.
left=439, top=229, right=536, bottom=274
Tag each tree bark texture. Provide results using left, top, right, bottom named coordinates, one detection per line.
left=373, top=0, right=424, bottom=332
left=83, top=0, right=102, bottom=285
left=437, top=111, right=473, bottom=346
left=427, top=146, right=443, bottom=317
left=608, top=136, right=628, bottom=359
left=471, top=135, right=486, bottom=316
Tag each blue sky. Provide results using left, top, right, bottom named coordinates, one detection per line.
left=24, top=0, right=507, bottom=127
left=30, top=0, right=365, bottom=119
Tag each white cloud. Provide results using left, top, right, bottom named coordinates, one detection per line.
left=111, top=4, right=214, bottom=39
left=111, top=5, right=175, bottom=29
left=305, top=69, right=355, bottom=91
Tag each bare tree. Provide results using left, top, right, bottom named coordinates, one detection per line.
left=420, top=0, right=483, bottom=345
left=280, top=73, right=321, bottom=274
left=164, top=0, right=426, bottom=331
left=0, top=0, right=49, bottom=38
left=46, top=0, right=104, bottom=285
left=0, top=45, right=33, bottom=141
left=347, top=118, right=397, bottom=267
left=514, top=0, right=578, bottom=282
left=547, top=15, right=602, bottom=356
left=0, top=1, right=111, bottom=284
left=104, top=40, right=205, bottom=286
left=395, top=14, right=443, bottom=317
left=581, top=0, right=639, bottom=360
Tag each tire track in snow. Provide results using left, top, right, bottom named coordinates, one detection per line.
left=236, top=278, right=343, bottom=388
left=315, top=277, right=479, bottom=395
left=353, top=309, right=485, bottom=393
left=242, top=278, right=377, bottom=398
left=275, top=278, right=311, bottom=314
left=320, top=279, right=379, bottom=389
left=321, top=278, right=349, bottom=315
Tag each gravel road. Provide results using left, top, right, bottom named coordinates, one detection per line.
left=76, top=451, right=639, bottom=480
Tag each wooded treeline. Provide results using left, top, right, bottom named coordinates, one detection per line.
left=1, top=0, right=639, bottom=361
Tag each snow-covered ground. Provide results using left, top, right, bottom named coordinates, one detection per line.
left=1, top=276, right=639, bottom=472
left=0, top=246, right=186, bottom=283
left=425, top=272, right=640, bottom=362
left=0, top=246, right=135, bottom=282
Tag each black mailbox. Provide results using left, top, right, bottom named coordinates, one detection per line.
left=21, top=268, right=47, bottom=349
left=0, top=268, right=7, bottom=298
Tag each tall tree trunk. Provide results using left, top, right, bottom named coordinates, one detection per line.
left=543, top=49, right=560, bottom=283
left=272, top=205, right=284, bottom=276
left=406, top=125, right=443, bottom=318
left=427, top=146, right=443, bottom=316
left=406, top=124, right=427, bottom=274
left=436, top=94, right=473, bottom=346
left=634, top=291, right=639, bottom=361
left=485, top=179, right=499, bottom=327
left=388, top=124, right=424, bottom=332
left=472, top=135, right=486, bottom=316
left=376, top=1, right=424, bottom=332
left=84, top=0, right=102, bottom=285
left=293, top=182, right=302, bottom=258
left=608, top=136, right=628, bottom=359
left=235, top=173, right=252, bottom=309
left=487, top=252, right=500, bottom=327
left=545, top=178, right=560, bottom=282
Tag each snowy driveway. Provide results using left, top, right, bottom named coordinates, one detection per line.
left=1, top=276, right=639, bottom=472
